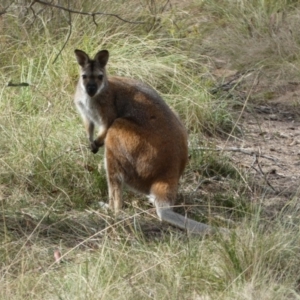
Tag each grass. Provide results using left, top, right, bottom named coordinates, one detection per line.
left=1, top=0, right=300, bottom=299
left=1, top=211, right=299, bottom=299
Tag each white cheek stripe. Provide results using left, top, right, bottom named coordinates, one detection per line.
left=80, top=79, right=86, bottom=91
left=97, top=81, right=106, bottom=94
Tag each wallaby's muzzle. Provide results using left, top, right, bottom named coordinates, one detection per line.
left=86, top=84, right=97, bottom=97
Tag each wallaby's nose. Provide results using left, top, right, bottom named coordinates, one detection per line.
left=86, top=84, right=97, bottom=97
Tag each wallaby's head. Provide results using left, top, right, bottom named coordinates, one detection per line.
left=74, top=49, right=109, bottom=97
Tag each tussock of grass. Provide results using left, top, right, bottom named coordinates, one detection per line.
left=1, top=208, right=299, bottom=299
left=1, top=0, right=300, bottom=299
left=194, top=0, right=300, bottom=77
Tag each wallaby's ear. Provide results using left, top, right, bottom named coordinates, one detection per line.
left=74, top=49, right=90, bottom=67
left=94, top=50, right=109, bottom=68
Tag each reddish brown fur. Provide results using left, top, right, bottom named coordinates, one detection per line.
left=74, top=49, right=214, bottom=234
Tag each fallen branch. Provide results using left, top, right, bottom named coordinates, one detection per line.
left=196, top=147, right=279, bottom=162
left=52, top=3, right=72, bottom=64
left=210, top=68, right=256, bottom=94
left=196, top=146, right=279, bottom=193
left=32, top=0, right=145, bottom=25
left=7, top=81, right=30, bottom=87
left=251, top=154, right=278, bottom=193
left=28, top=0, right=145, bottom=63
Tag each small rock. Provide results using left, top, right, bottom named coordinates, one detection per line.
left=279, top=133, right=289, bottom=138
left=269, top=114, right=278, bottom=120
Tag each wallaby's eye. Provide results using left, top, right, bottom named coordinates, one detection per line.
left=98, top=74, right=103, bottom=80
left=82, top=74, right=87, bottom=79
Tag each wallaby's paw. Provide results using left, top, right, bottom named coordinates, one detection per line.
left=90, top=142, right=99, bottom=153
left=90, top=140, right=104, bottom=153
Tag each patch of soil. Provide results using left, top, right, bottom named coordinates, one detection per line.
left=216, top=77, right=300, bottom=217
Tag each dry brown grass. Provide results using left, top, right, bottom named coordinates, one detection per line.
left=1, top=0, right=300, bottom=299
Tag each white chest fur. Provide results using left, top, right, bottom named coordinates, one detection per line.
left=76, top=94, right=103, bottom=127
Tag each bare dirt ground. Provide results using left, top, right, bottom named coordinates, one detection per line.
left=215, top=75, right=300, bottom=218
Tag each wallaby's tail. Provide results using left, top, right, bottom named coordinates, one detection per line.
left=158, top=207, right=214, bottom=235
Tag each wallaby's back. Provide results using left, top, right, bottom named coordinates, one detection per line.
left=104, top=76, right=188, bottom=196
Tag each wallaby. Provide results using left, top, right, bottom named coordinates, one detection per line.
left=74, top=49, right=214, bottom=235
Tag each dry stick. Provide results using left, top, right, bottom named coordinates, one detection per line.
left=30, top=0, right=145, bottom=63
left=32, top=0, right=145, bottom=24
left=196, top=147, right=279, bottom=162
left=193, top=175, right=220, bottom=192
left=196, top=147, right=279, bottom=193
left=7, top=81, right=30, bottom=87
left=52, top=5, right=72, bottom=64
left=161, top=0, right=171, bottom=13
left=210, top=68, right=256, bottom=94
left=249, top=154, right=277, bottom=193
left=0, top=3, right=12, bottom=15
left=255, top=155, right=278, bottom=193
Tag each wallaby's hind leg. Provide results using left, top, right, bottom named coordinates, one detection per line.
left=151, top=181, right=213, bottom=235
left=105, top=149, right=123, bottom=212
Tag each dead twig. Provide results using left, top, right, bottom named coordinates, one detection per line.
left=52, top=2, right=72, bottom=64
left=210, top=68, right=256, bottom=94
left=28, top=0, right=145, bottom=63
left=256, top=157, right=278, bottom=193
left=196, top=146, right=279, bottom=193
left=196, top=147, right=279, bottom=162
left=0, top=3, right=12, bottom=16
left=32, top=0, right=145, bottom=24
left=251, top=154, right=278, bottom=193
left=7, top=81, right=30, bottom=87
left=193, top=176, right=221, bottom=192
